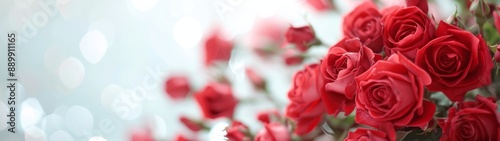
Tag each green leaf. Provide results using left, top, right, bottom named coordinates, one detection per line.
left=483, top=21, right=500, bottom=45
left=402, top=128, right=442, bottom=141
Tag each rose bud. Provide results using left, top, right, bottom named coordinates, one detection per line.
left=245, top=68, right=265, bottom=90
left=285, top=26, right=316, bottom=52
left=225, top=121, right=251, bottom=141
left=256, top=110, right=280, bottom=124
left=255, top=123, right=290, bottom=141
left=439, top=95, right=500, bottom=141
left=345, top=128, right=391, bottom=141
left=495, top=45, right=500, bottom=62
left=195, top=82, right=238, bottom=119
left=204, top=28, right=233, bottom=66
left=164, top=75, right=191, bottom=100
left=405, top=0, right=428, bottom=14
left=470, top=0, right=490, bottom=18
left=179, top=115, right=203, bottom=132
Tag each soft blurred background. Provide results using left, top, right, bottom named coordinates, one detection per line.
left=0, top=0, right=456, bottom=140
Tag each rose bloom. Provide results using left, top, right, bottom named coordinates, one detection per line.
left=415, top=21, right=493, bottom=102
left=405, top=0, right=428, bottom=13
left=254, top=123, right=290, bottom=141
left=343, top=2, right=384, bottom=53
left=204, top=28, right=233, bottom=66
left=354, top=53, right=436, bottom=141
left=285, top=26, right=316, bottom=52
left=226, top=121, right=251, bottom=141
left=194, top=82, right=238, bottom=119
left=320, top=38, right=380, bottom=116
left=439, top=95, right=500, bottom=141
left=345, top=128, right=391, bottom=141
left=285, top=63, right=325, bottom=135
left=164, top=75, right=191, bottom=99
left=382, top=6, right=435, bottom=61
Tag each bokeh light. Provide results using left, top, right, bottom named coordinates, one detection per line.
left=58, top=57, right=85, bottom=89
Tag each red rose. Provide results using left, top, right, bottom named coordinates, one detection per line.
left=383, top=6, right=435, bottom=61
left=495, top=45, right=500, bottom=62
left=195, top=82, right=238, bottom=119
left=354, top=53, right=436, bottom=141
left=343, top=2, right=384, bottom=53
left=438, top=95, right=500, bottom=141
left=285, top=26, right=316, bottom=52
left=285, top=63, right=325, bottom=135
left=226, top=121, right=251, bottom=141
left=320, top=38, right=381, bottom=116
left=345, top=128, right=391, bottom=141
left=256, top=110, right=280, bottom=124
left=179, top=115, right=202, bottom=132
left=164, top=75, right=191, bottom=99
left=415, top=21, right=493, bottom=102
left=255, top=123, right=290, bottom=141
left=204, top=29, right=233, bottom=66
left=405, top=0, right=428, bottom=14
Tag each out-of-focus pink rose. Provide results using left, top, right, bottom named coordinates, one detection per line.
left=195, top=82, right=238, bottom=119
left=245, top=68, right=265, bottom=90
left=244, top=18, right=288, bottom=58
left=164, top=75, right=191, bottom=99
left=256, top=110, right=280, bottom=124
left=129, top=128, right=153, bottom=141
left=255, top=123, right=290, bottom=141
left=179, top=115, right=203, bottom=132
left=226, top=121, right=251, bottom=141
left=285, top=26, right=316, bottom=52
left=306, top=0, right=335, bottom=11
left=174, top=134, right=193, bottom=141
left=282, top=47, right=304, bottom=66
left=204, top=28, right=233, bottom=66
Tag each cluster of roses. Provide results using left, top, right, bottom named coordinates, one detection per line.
left=157, top=0, right=500, bottom=141
left=285, top=0, right=500, bottom=141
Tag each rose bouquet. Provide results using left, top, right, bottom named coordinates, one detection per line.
left=151, top=0, right=500, bottom=141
